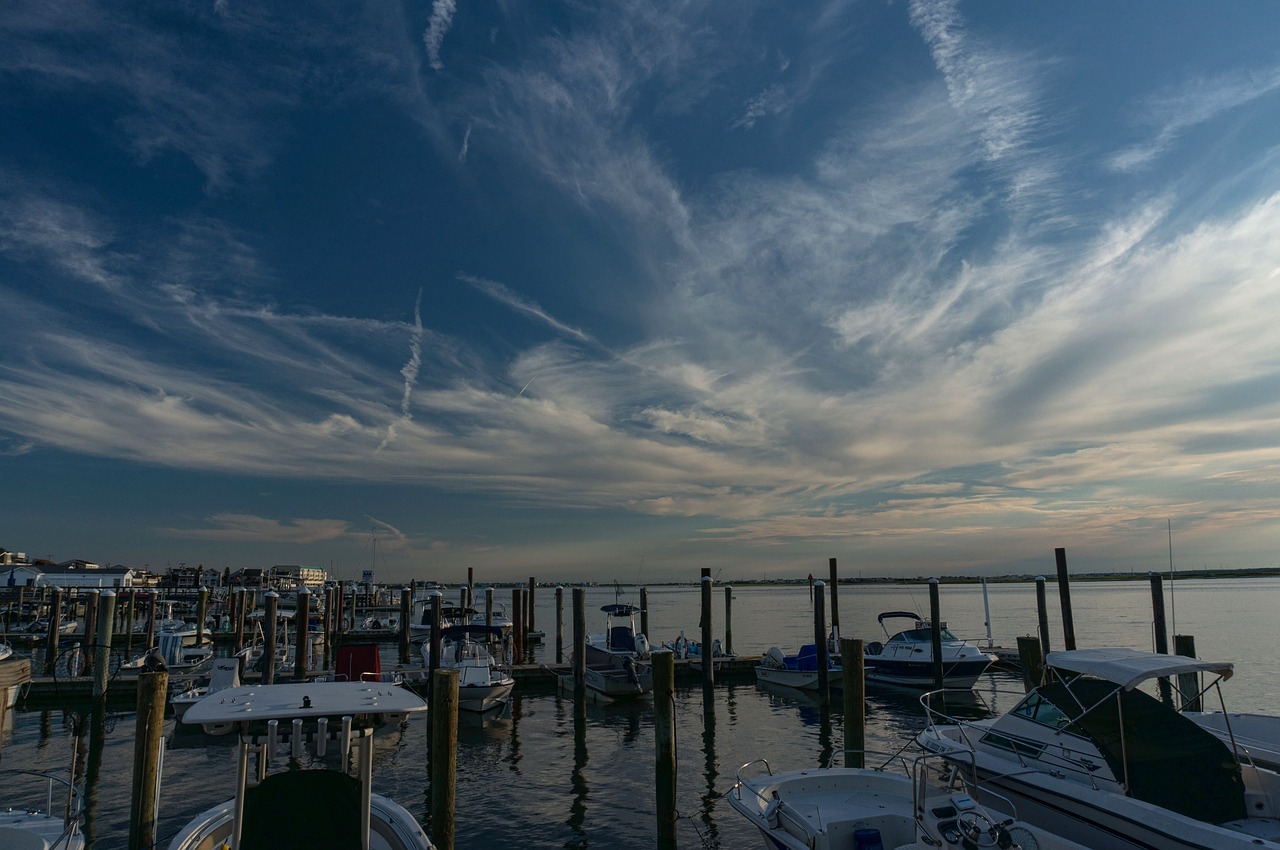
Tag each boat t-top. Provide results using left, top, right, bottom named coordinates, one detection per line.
left=170, top=680, right=433, bottom=850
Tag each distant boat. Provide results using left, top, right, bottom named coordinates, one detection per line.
left=754, top=645, right=831, bottom=691
left=422, top=625, right=514, bottom=712
left=862, top=612, right=995, bottom=689
left=566, top=604, right=652, bottom=700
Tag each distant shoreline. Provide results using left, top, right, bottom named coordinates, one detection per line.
left=627, top=566, right=1280, bottom=588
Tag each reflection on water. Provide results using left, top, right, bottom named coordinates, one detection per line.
left=567, top=710, right=588, bottom=849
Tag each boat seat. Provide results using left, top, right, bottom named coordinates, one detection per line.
left=240, top=770, right=362, bottom=850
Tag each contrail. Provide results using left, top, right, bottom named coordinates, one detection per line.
left=376, top=290, right=424, bottom=453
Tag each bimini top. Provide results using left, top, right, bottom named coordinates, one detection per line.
left=877, top=611, right=922, bottom=625
left=183, top=681, right=428, bottom=724
left=601, top=604, right=641, bottom=616
left=1045, top=647, right=1234, bottom=691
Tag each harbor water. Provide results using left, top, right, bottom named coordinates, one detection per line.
left=2, top=576, right=1277, bottom=848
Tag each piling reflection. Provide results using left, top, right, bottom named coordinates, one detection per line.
left=698, top=699, right=720, bottom=846
left=567, top=711, right=589, bottom=848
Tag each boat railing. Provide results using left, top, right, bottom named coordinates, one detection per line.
left=1, top=767, right=84, bottom=838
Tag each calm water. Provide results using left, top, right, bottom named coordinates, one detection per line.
left=2, top=577, right=1277, bottom=848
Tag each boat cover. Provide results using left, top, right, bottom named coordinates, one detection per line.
left=241, top=770, right=361, bottom=850
left=1045, top=647, right=1233, bottom=691
left=1036, top=677, right=1246, bottom=825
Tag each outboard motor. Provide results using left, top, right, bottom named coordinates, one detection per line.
left=634, top=633, right=650, bottom=659
left=623, top=655, right=641, bottom=686
left=765, top=646, right=787, bottom=668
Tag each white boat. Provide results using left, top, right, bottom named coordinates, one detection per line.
left=577, top=603, right=651, bottom=699
left=754, top=645, right=828, bottom=691
left=730, top=751, right=1092, bottom=850
left=467, top=603, right=512, bottom=636
left=1185, top=711, right=1280, bottom=773
left=917, top=647, right=1280, bottom=850
left=117, top=632, right=213, bottom=676
left=171, top=657, right=243, bottom=725
left=863, top=612, right=995, bottom=689
left=421, top=625, right=514, bottom=712
left=169, top=680, right=434, bottom=850
left=0, top=756, right=85, bottom=850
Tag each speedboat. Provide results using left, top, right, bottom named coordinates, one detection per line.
left=754, top=645, right=831, bottom=691
left=863, top=612, right=995, bottom=689
left=117, top=632, right=213, bottom=676
left=0, top=765, right=85, bottom=850
left=917, top=647, right=1280, bottom=850
left=730, top=751, right=1092, bottom=850
left=565, top=604, right=651, bottom=700
left=422, top=625, right=514, bottom=712
left=169, top=680, right=434, bottom=850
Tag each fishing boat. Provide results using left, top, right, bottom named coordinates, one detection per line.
left=169, top=680, right=434, bottom=850
left=730, top=750, right=1092, bottom=850
left=862, top=612, right=995, bottom=689
left=754, top=645, right=831, bottom=691
left=663, top=631, right=732, bottom=672
left=468, top=602, right=513, bottom=636
left=917, top=647, right=1280, bottom=850
left=576, top=603, right=651, bottom=698
left=117, top=632, right=213, bottom=676
left=422, top=625, right=514, bottom=712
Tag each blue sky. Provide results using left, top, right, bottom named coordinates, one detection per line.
left=4, top=1, right=1280, bottom=583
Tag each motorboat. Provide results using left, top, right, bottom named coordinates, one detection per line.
left=117, top=632, right=213, bottom=676
left=730, top=750, right=1092, bottom=850
left=575, top=603, right=651, bottom=699
left=421, top=625, right=514, bottom=712
left=917, top=647, right=1280, bottom=850
left=754, top=645, right=831, bottom=691
left=0, top=746, right=85, bottom=850
left=663, top=631, right=731, bottom=672
left=169, top=680, right=434, bottom=850
left=863, top=612, right=995, bottom=689
left=171, top=657, right=243, bottom=725
left=468, top=603, right=512, bottom=636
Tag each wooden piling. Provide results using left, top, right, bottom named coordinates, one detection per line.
left=92, top=590, right=115, bottom=701
left=813, top=580, right=829, bottom=702
left=653, top=650, right=677, bottom=850
left=262, top=591, right=278, bottom=686
left=701, top=575, right=715, bottom=691
left=399, top=586, right=412, bottom=665
left=840, top=637, right=865, bottom=768
left=83, top=590, right=99, bottom=678
left=512, top=588, right=525, bottom=663
left=639, top=587, right=649, bottom=639
left=928, top=579, right=943, bottom=690
left=294, top=587, right=311, bottom=681
left=1055, top=547, right=1077, bottom=650
left=430, top=668, right=458, bottom=850
left=44, top=587, right=62, bottom=675
left=485, top=586, right=494, bottom=632
left=723, top=585, right=733, bottom=656
left=1017, top=636, right=1044, bottom=691
left=1175, top=634, right=1201, bottom=711
left=195, top=586, right=208, bottom=647
left=128, top=669, right=168, bottom=850
left=572, top=587, right=586, bottom=719
left=828, top=557, right=840, bottom=639
left=124, top=590, right=136, bottom=657
left=428, top=593, right=443, bottom=687
left=334, top=582, right=346, bottom=635
left=1149, top=573, right=1173, bottom=706
left=527, top=577, right=536, bottom=636
left=555, top=586, right=564, bottom=663
left=232, top=588, right=245, bottom=654
left=1035, top=576, right=1052, bottom=654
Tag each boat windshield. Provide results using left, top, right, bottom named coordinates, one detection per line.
left=1010, top=693, right=1073, bottom=730
left=893, top=627, right=958, bottom=642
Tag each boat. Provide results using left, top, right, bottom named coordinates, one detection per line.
left=0, top=743, right=85, bottom=850
left=754, top=645, right=830, bottom=691
left=862, top=612, right=995, bottom=689
left=421, top=625, right=514, bottom=712
left=467, top=603, right=513, bottom=636
left=575, top=603, right=651, bottom=699
left=663, top=631, right=732, bottom=672
left=917, top=647, right=1280, bottom=850
left=117, top=632, right=214, bottom=676
left=168, top=680, right=434, bottom=850
left=1184, top=711, right=1280, bottom=772
left=171, top=657, right=243, bottom=725
left=730, top=750, right=1092, bottom=850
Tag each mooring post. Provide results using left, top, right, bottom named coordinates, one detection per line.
left=828, top=557, right=840, bottom=641
left=261, top=590, right=278, bottom=686
left=232, top=588, right=245, bottom=654
left=814, top=580, right=829, bottom=703
left=653, top=649, right=677, bottom=850
left=929, top=578, right=943, bottom=690
left=128, top=669, right=168, bottom=850
left=322, top=586, right=334, bottom=670
left=1055, top=547, right=1077, bottom=650
left=527, top=577, right=536, bottom=636
left=125, top=590, right=136, bottom=657
left=334, top=582, right=345, bottom=636
left=701, top=574, right=715, bottom=692
left=428, top=592, right=443, bottom=688
left=840, top=637, right=865, bottom=768
left=485, top=586, right=494, bottom=632
left=399, top=586, right=412, bottom=665
left=195, top=586, right=208, bottom=647
left=92, top=590, right=115, bottom=702
left=512, top=588, right=525, bottom=664
left=143, top=591, right=158, bottom=653
left=572, top=587, right=586, bottom=719
left=430, top=668, right=458, bottom=850
left=294, top=587, right=311, bottom=681
left=44, top=587, right=63, bottom=675
left=1035, top=576, right=1052, bottom=654
left=723, top=585, right=733, bottom=656
left=1149, top=572, right=1173, bottom=706
left=639, top=587, right=649, bottom=639
left=555, top=586, right=565, bottom=663
left=1174, top=634, right=1201, bottom=711
left=82, top=589, right=99, bottom=678
left=1016, top=635, right=1044, bottom=692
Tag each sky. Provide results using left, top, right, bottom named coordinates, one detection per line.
left=3, top=1, right=1280, bottom=584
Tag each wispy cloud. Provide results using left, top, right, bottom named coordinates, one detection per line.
left=459, top=274, right=593, bottom=343
left=733, top=83, right=789, bottom=130
left=424, top=0, right=457, bottom=72
left=164, top=513, right=352, bottom=544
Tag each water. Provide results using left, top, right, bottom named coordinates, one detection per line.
left=2, top=577, right=1277, bottom=848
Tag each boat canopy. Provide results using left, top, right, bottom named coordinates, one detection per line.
left=877, top=611, right=921, bottom=625
left=440, top=624, right=506, bottom=641
left=601, top=604, right=641, bottom=615
left=1045, top=647, right=1233, bottom=691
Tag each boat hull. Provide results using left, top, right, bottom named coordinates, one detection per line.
left=753, top=665, right=819, bottom=691
left=862, top=656, right=992, bottom=688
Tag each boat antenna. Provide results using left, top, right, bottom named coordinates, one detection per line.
left=1167, top=518, right=1177, bottom=635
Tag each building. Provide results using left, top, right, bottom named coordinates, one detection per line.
left=5, top=561, right=138, bottom=589
left=269, top=565, right=327, bottom=589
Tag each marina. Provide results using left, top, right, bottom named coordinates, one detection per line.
left=1, top=574, right=1279, bottom=848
